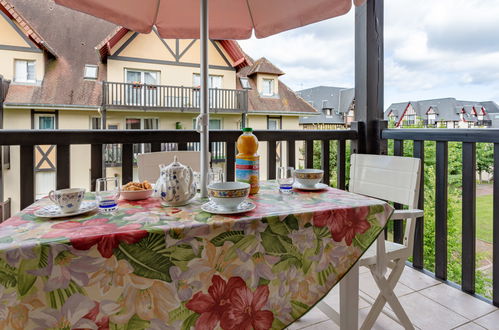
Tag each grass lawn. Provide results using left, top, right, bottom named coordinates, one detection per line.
left=476, top=194, right=493, bottom=243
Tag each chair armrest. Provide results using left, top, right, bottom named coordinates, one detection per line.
left=390, top=209, right=424, bottom=220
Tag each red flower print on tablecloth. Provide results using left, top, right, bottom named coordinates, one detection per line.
left=313, top=206, right=370, bottom=245
left=186, top=275, right=245, bottom=330
left=42, top=218, right=148, bottom=258
left=221, top=285, right=274, bottom=330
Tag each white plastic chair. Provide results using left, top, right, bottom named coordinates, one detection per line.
left=137, top=151, right=204, bottom=183
left=318, top=153, right=423, bottom=329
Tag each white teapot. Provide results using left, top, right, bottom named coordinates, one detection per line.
left=154, top=156, right=196, bottom=206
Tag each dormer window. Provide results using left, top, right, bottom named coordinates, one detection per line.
left=84, top=65, right=98, bottom=80
left=262, top=79, right=274, bottom=96
left=14, top=60, right=36, bottom=83
left=239, top=77, right=251, bottom=89
left=322, top=100, right=328, bottom=108
left=427, top=108, right=437, bottom=125
left=324, top=109, right=332, bottom=116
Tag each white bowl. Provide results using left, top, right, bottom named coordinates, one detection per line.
left=207, top=182, right=250, bottom=210
left=295, top=169, right=324, bottom=187
left=120, top=189, right=154, bottom=201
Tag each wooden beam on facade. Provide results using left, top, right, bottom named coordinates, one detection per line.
left=354, top=0, right=384, bottom=154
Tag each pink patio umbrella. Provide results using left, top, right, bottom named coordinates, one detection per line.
left=55, top=0, right=365, bottom=197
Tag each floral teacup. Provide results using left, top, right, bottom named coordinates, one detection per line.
left=48, top=188, right=86, bottom=213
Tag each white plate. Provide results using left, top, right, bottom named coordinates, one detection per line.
left=293, top=182, right=329, bottom=191
left=34, top=201, right=98, bottom=218
left=201, top=200, right=256, bottom=215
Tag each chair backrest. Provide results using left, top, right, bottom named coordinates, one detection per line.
left=137, top=151, right=204, bottom=183
left=350, top=154, right=420, bottom=208
left=350, top=154, right=421, bottom=251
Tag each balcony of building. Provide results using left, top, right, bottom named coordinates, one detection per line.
left=102, top=81, right=248, bottom=113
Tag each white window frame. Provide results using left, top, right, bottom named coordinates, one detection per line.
left=34, top=113, right=56, bottom=130
left=14, top=59, right=36, bottom=83
left=84, top=65, right=99, bottom=80
left=262, top=78, right=274, bottom=96
left=192, top=73, right=223, bottom=88
left=125, top=117, right=159, bottom=154
left=239, top=77, right=251, bottom=89
left=125, top=69, right=160, bottom=106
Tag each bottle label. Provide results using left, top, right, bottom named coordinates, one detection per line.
left=236, top=158, right=259, bottom=190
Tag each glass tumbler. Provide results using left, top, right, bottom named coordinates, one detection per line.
left=96, top=177, right=121, bottom=212
left=277, top=167, right=295, bottom=193
left=208, top=167, right=224, bottom=185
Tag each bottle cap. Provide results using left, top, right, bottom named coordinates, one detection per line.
left=242, top=127, right=253, bottom=132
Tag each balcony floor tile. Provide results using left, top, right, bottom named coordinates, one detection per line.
left=398, top=266, right=441, bottom=291
left=419, top=283, right=497, bottom=320
left=474, top=310, right=499, bottom=329
left=287, top=266, right=498, bottom=330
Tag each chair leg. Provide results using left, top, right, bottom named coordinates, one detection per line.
left=360, top=261, right=414, bottom=330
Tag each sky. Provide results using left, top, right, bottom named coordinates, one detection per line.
left=239, top=0, right=499, bottom=108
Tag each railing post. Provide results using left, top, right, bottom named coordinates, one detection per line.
left=305, top=140, right=314, bottom=169
left=462, top=142, right=476, bottom=293
left=435, top=141, right=448, bottom=280
left=321, top=140, right=330, bottom=185
left=494, top=143, right=499, bottom=306
left=56, top=145, right=70, bottom=189
left=393, top=139, right=404, bottom=244
left=412, top=140, right=425, bottom=269
left=287, top=140, right=296, bottom=169
left=337, top=140, right=346, bottom=190
left=20, top=145, right=34, bottom=210
left=350, top=121, right=366, bottom=154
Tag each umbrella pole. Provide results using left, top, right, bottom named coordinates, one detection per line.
left=199, top=0, right=209, bottom=198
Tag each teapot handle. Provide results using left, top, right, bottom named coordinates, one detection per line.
left=186, top=165, right=194, bottom=194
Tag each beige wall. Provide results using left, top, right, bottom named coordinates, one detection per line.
left=2, top=109, right=31, bottom=212
left=107, top=32, right=236, bottom=90
left=0, top=49, right=45, bottom=82
left=0, top=16, right=45, bottom=82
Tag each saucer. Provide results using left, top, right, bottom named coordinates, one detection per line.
left=293, top=182, right=329, bottom=191
left=201, top=200, right=256, bottom=215
left=35, top=201, right=98, bottom=218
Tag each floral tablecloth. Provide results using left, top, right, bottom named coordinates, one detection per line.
left=0, top=181, right=392, bottom=330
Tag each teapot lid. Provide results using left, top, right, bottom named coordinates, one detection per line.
left=161, top=156, right=184, bottom=170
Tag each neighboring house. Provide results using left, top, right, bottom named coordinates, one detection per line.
left=297, top=86, right=355, bottom=129
left=385, top=98, right=499, bottom=128
left=0, top=0, right=316, bottom=212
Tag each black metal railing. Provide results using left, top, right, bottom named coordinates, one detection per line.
left=103, top=82, right=248, bottom=112
left=104, top=141, right=227, bottom=167
left=0, top=129, right=357, bottom=211
left=382, top=128, right=499, bottom=307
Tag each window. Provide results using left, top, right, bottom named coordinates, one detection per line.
left=15, top=60, right=36, bottom=83
left=239, top=77, right=251, bottom=89
left=34, top=113, right=55, bottom=129
left=33, top=113, right=56, bottom=199
left=427, top=113, right=436, bottom=125
left=267, top=118, right=280, bottom=130
left=91, top=117, right=101, bottom=129
left=324, top=109, right=332, bottom=116
left=84, top=65, right=98, bottom=79
left=126, top=118, right=159, bottom=154
left=193, top=74, right=223, bottom=88
left=262, top=79, right=274, bottom=96
left=192, top=118, right=222, bottom=130
left=125, top=69, right=159, bottom=106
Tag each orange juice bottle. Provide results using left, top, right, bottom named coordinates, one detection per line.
left=236, top=127, right=260, bottom=194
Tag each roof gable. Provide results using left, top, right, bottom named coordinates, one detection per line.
left=247, top=57, right=284, bottom=76
left=0, top=0, right=55, bottom=55
left=97, top=27, right=248, bottom=69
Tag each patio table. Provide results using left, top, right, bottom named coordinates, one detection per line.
left=0, top=181, right=392, bottom=330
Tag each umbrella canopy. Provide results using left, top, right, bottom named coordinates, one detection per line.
left=54, top=0, right=364, bottom=39
left=54, top=0, right=364, bottom=197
